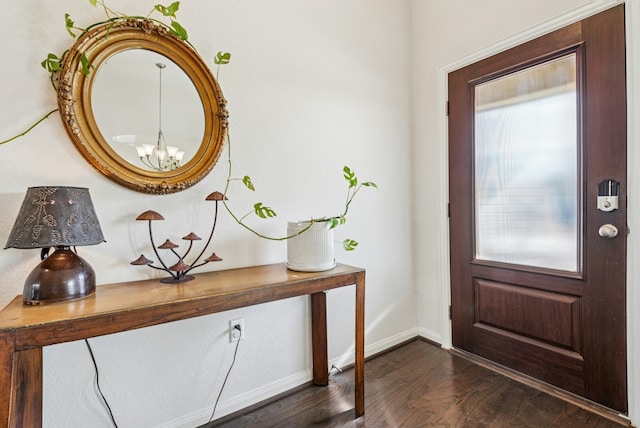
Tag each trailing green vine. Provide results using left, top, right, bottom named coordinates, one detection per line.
left=1, top=0, right=187, bottom=145
left=42, top=1, right=188, bottom=84
left=3, top=2, right=378, bottom=251
left=214, top=52, right=377, bottom=250
left=0, top=109, right=59, bottom=146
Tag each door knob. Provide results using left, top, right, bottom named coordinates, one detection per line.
left=598, top=224, right=618, bottom=238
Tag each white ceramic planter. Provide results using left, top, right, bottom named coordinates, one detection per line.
left=286, top=221, right=336, bottom=272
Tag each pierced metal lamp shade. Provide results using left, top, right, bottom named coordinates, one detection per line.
left=5, top=186, right=105, bottom=305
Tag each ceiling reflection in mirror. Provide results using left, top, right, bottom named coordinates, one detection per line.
left=91, top=49, right=205, bottom=172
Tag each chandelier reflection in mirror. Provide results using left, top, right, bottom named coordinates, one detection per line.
left=135, top=62, right=185, bottom=171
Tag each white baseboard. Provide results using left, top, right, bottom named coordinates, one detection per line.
left=367, top=327, right=421, bottom=354
left=158, top=327, right=421, bottom=428
left=418, top=327, right=443, bottom=347
left=160, top=369, right=311, bottom=428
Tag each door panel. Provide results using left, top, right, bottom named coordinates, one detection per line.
left=474, top=280, right=581, bottom=350
left=448, top=5, right=627, bottom=412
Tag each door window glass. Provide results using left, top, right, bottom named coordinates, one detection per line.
left=474, top=54, right=578, bottom=271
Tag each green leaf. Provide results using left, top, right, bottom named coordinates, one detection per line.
left=254, top=202, right=276, bottom=219
left=215, top=52, right=231, bottom=65
left=343, top=239, right=359, bottom=251
left=327, top=217, right=346, bottom=229
left=65, top=13, right=76, bottom=38
left=169, top=21, right=188, bottom=40
left=242, top=176, right=255, bottom=191
left=88, top=0, right=97, bottom=6
left=362, top=181, right=378, bottom=189
left=155, top=2, right=180, bottom=18
left=343, top=165, right=357, bottom=188
left=41, top=53, right=62, bottom=73
left=79, top=53, right=94, bottom=76
left=168, top=1, right=181, bottom=16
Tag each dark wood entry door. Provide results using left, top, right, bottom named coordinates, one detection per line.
left=448, top=5, right=627, bottom=412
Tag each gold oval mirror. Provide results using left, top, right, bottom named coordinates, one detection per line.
left=57, top=19, right=228, bottom=194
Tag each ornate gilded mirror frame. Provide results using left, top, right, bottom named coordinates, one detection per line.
left=57, top=19, right=228, bottom=194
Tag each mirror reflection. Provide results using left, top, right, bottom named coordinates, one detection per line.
left=91, top=49, right=204, bottom=172
left=474, top=54, right=579, bottom=271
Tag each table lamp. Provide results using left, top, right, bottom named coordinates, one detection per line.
left=4, top=186, right=105, bottom=305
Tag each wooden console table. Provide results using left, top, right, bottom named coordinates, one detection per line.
left=0, top=263, right=365, bottom=427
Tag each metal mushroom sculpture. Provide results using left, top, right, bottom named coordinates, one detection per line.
left=131, top=191, right=226, bottom=283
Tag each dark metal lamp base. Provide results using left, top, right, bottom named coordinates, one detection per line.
left=22, top=247, right=96, bottom=305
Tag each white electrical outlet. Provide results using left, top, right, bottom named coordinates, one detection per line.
left=229, top=318, right=245, bottom=343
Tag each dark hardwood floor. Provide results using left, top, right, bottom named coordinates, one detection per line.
left=206, top=339, right=629, bottom=427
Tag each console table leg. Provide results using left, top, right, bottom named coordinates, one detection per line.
left=9, top=347, right=43, bottom=428
left=0, top=332, right=15, bottom=428
left=310, top=291, right=329, bottom=386
left=355, top=275, right=365, bottom=417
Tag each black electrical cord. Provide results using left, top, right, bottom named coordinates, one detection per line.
left=208, top=327, right=242, bottom=423
left=84, top=339, right=119, bottom=428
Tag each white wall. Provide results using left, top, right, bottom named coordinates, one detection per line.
left=4, top=0, right=638, bottom=426
left=412, top=0, right=640, bottom=424
left=0, top=1, right=414, bottom=426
